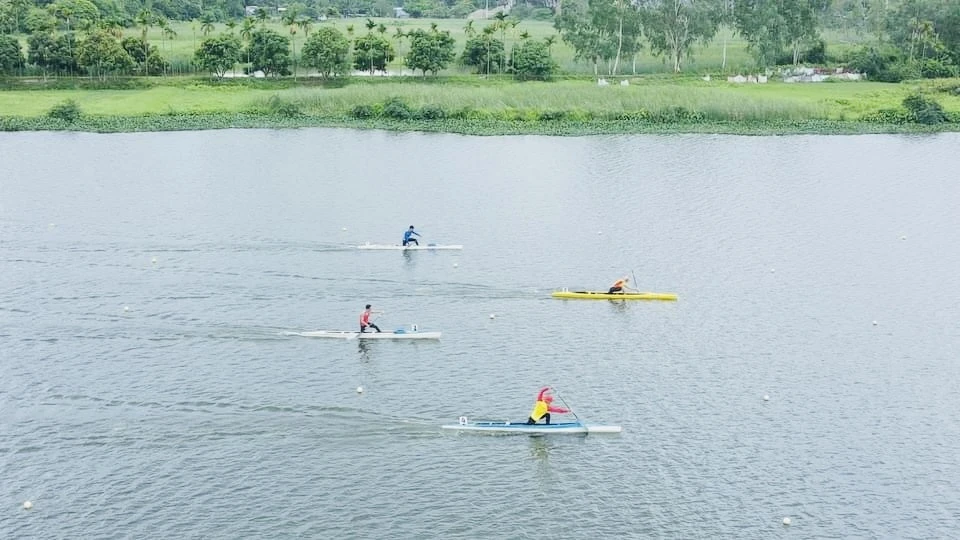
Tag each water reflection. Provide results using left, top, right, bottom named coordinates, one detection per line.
left=402, top=250, right=414, bottom=266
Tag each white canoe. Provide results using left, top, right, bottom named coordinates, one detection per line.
left=292, top=330, right=441, bottom=340
left=357, top=243, right=463, bottom=250
left=441, top=420, right=621, bottom=434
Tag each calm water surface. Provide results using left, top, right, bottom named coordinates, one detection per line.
left=2, top=130, right=959, bottom=539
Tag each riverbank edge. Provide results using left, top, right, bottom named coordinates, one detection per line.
left=2, top=113, right=957, bottom=135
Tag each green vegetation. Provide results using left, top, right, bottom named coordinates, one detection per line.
left=1, top=77, right=958, bottom=134
left=3, top=0, right=960, bottom=134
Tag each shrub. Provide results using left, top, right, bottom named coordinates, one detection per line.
left=861, top=108, right=909, bottom=124
left=351, top=104, right=376, bottom=119
left=382, top=97, right=413, bottom=119
left=918, top=59, right=958, bottom=79
left=902, top=93, right=948, bottom=125
left=418, top=104, right=446, bottom=120
left=538, top=110, right=566, bottom=121
left=266, top=95, right=302, bottom=118
left=48, top=99, right=82, bottom=123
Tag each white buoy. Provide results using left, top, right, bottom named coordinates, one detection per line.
left=453, top=263, right=458, bottom=268
left=342, top=227, right=347, bottom=231
left=872, top=320, right=878, bottom=326
left=23, top=501, right=33, bottom=510
left=782, top=517, right=791, bottom=526
left=770, top=268, right=775, bottom=273
left=123, top=306, right=130, bottom=312
left=356, top=386, right=363, bottom=393
left=597, top=231, right=603, bottom=235
left=48, top=223, right=55, bottom=228
left=900, top=235, right=906, bottom=240
left=151, top=257, right=157, bottom=264
left=763, top=395, right=770, bottom=401
left=489, top=314, right=496, bottom=319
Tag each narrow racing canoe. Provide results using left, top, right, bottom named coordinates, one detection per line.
left=291, top=330, right=441, bottom=340
left=551, top=290, right=678, bottom=301
left=358, top=243, right=463, bottom=250
left=441, top=420, right=622, bottom=434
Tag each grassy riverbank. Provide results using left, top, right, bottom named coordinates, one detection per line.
left=2, top=77, right=959, bottom=135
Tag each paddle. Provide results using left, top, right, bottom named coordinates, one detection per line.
left=551, top=387, right=580, bottom=423
left=631, top=269, right=639, bottom=293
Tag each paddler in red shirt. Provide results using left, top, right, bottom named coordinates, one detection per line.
left=526, top=387, right=570, bottom=425
left=360, top=304, right=382, bottom=333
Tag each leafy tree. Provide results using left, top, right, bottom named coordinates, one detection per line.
left=461, top=34, right=505, bottom=74
left=301, top=25, right=350, bottom=79
left=643, top=0, right=720, bottom=72
left=0, top=34, right=24, bottom=75
left=509, top=37, right=557, bottom=80
left=734, top=0, right=825, bottom=66
left=48, top=0, right=100, bottom=33
left=48, top=99, right=81, bottom=122
left=246, top=27, right=290, bottom=76
left=77, top=29, right=134, bottom=80
left=555, top=0, right=618, bottom=76
left=353, top=33, right=394, bottom=74
left=121, top=36, right=168, bottom=75
left=0, top=0, right=32, bottom=34
left=24, top=7, right=58, bottom=34
left=405, top=27, right=456, bottom=76
left=28, top=32, right=78, bottom=75
left=194, top=32, right=242, bottom=78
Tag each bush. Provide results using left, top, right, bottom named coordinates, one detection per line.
left=861, top=108, right=909, bottom=124
left=918, top=59, right=958, bottom=79
left=351, top=104, right=376, bottom=119
left=382, top=97, right=413, bottom=119
left=538, top=110, right=566, bottom=121
left=417, top=104, right=446, bottom=120
left=266, top=95, right=302, bottom=118
left=902, top=93, right=948, bottom=125
left=48, top=99, right=82, bottom=123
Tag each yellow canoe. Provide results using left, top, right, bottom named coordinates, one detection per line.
left=551, top=290, right=678, bottom=301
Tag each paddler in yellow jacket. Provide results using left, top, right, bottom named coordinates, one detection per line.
left=608, top=276, right=637, bottom=294
left=526, top=387, right=570, bottom=425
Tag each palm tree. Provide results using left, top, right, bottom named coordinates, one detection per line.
left=482, top=25, right=495, bottom=75
left=201, top=18, right=215, bottom=37
left=346, top=24, right=354, bottom=37
left=464, top=19, right=475, bottom=38
left=281, top=7, right=300, bottom=78
left=377, top=23, right=387, bottom=35
left=365, top=18, right=376, bottom=32
left=296, top=16, right=313, bottom=39
left=225, top=19, right=237, bottom=33
left=255, top=7, right=268, bottom=27
left=240, top=17, right=256, bottom=67
left=544, top=34, right=556, bottom=55
left=519, top=30, right=530, bottom=40
left=135, top=8, right=154, bottom=75
left=393, top=27, right=406, bottom=74
left=493, top=13, right=509, bottom=73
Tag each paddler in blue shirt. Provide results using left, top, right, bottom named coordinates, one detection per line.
left=526, top=387, right=570, bottom=425
left=402, top=225, right=421, bottom=247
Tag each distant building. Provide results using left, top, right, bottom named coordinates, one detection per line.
left=394, top=7, right=409, bottom=17
left=245, top=5, right=258, bottom=16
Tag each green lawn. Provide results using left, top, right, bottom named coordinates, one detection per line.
left=3, top=77, right=958, bottom=122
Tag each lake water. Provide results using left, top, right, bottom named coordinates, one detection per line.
left=2, top=129, right=959, bottom=539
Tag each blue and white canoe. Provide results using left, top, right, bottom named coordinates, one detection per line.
left=442, top=418, right=621, bottom=434
left=358, top=242, right=463, bottom=251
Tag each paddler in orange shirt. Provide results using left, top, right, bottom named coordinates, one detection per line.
left=608, top=276, right=636, bottom=294
left=526, top=387, right=570, bottom=425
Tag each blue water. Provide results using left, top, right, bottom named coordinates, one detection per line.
left=2, top=130, right=959, bottom=538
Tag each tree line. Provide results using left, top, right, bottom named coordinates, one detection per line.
left=2, top=0, right=959, bottom=81
left=0, top=10, right=558, bottom=80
